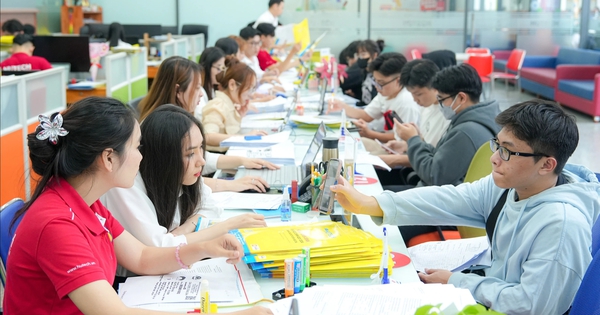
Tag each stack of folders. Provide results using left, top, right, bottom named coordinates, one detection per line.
left=229, top=221, right=394, bottom=278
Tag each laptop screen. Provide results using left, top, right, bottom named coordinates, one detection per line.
left=301, top=122, right=326, bottom=166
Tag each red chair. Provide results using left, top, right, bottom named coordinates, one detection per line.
left=489, top=49, right=526, bottom=95
left=465, top=47, right=491, bottom=55
left=465, top=54, right=494, bottom=99
left=411, top=49, right=422, bottom=60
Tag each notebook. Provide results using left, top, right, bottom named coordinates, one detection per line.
left=234, top=122, right=326, bottom=190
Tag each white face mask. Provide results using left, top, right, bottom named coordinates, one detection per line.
left=439, top=95, right=462, bottom=120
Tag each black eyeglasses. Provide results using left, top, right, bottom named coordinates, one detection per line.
left=374, top=76, right=399, bottom=90
left=436, top=94, right=456, bottom=107
left=489, top=138, right=549, bottom=161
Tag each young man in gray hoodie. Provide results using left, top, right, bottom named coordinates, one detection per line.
left=331, top=100, right=600, bottom=314
left=393, top=64, right=501, bottom=189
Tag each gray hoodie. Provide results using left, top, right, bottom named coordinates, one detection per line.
left=407, top=99, right=500, bottom=186
left=375, top=164, right=600, bottom=314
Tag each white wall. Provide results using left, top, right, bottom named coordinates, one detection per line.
left=94, top=0, right=176, bottom=26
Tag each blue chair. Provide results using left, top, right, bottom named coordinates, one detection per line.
left=569, top=216, right=600, bottom=315
left=0, top=198, right=25, bottom=270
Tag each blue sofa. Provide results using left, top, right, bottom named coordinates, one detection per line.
left=519, top=48, right=600, bottom=100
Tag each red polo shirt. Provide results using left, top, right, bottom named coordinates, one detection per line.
left=0, top=52, right=52, bottom=71
left=4, top=178, right=124, bottom=315
left=257, top=49, right=277, bottom=71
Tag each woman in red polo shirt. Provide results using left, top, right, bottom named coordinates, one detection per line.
left=3, top=97, right=271, bottom=315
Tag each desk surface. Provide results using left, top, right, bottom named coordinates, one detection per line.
left=66, top=86, right=106, bottom=105
left=217, top=103, right=419, bottom=303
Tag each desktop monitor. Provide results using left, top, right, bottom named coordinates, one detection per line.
left=32, top=36, right=91, bottom=72
left=122, top=24, right=162, bottom=38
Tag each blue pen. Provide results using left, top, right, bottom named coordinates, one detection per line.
left=381, top=227, right=390, bottom=284
left=194, top=216, right=202, bottom=232
left=244, top=135, right=262, bottom=140
left=275, top=92, right=288, bottom=98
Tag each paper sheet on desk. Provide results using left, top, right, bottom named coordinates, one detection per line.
left=247, top=96, right=288, bottom=114
left=211, top=192, right=282, bottom=209
left=268, top=284, right=476, bottom=315
left=408, top=236, right=491, bottom=272
left=118, top=258, right=263, bottom=308
left=220, top=131, right=290, bottom=148
left=228, top=142, right=296, bottom=165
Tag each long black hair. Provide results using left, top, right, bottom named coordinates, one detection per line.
left=199, top=47, right=226, bottom=101
left=139, top=105, right=206, bottom=229
left=11, top=97, right=136, bottom=230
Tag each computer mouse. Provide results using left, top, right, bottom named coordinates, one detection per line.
left=240, top=187, right=272, bottom=193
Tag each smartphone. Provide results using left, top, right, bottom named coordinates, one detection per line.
left=375, top=139, right=400, bottom=155
left=390, top=111, right=404, bottom=124
left=318, top=159, right=342, bottom=214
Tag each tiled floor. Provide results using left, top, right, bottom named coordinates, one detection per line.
left=485, top=83, right=600, bottom=173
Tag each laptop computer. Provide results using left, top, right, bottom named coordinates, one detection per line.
left=235, top=122, right=326, bottom=190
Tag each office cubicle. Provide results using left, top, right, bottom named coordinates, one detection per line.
left=173, top=37, right=190, bottom=59
left=99, top=47, right=148, bottom=103
left=0, top=67, right=68, bottom=204
left=174, top=34, right=205, bottom=62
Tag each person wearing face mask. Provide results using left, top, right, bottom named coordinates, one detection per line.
left=392, top=64, right=500, bottom=191
left=339, top=40, right=363, bottom=99
left=356, top=39, right=384, bottom=106
left=202, top=56, right=267, bottom=152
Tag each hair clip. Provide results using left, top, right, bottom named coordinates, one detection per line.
left=36, top=113, right=69, bottom=145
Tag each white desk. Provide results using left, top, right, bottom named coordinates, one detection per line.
left=217, top=111, right=420, bottom=303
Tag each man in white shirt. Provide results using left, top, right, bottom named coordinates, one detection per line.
left=328, top=52, right=421, bottom=145
left=239, top=26, right=279, bottom=85
left=253, top=0, right=284, bottom=28
left=379, top=59, right=451, bottom=168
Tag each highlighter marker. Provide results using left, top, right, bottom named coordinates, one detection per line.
left=297, top=254, right=306, bottom=292
left=200, top=279, right=210, bottom=313
left=284, top=259, right=295, bottom=297
left=293, top=257, right=302, bottom=294
left=302, top=247, right=311, bottom=288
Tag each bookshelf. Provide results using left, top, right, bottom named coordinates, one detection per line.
left=60, top=5, right=103, bottom=34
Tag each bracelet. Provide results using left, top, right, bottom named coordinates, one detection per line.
left=175, top=243, right=191, bottom=269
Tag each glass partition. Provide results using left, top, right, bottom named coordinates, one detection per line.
left=25, top=70, right=65, bottom=118
left=0, top=81, right=20, bottom=130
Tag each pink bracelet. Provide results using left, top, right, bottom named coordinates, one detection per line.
left=175, top=243, right=191, bottom=269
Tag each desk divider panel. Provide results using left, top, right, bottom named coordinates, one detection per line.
left=173, top=38, right=190, bottom=59
left=104, top=52, right=129, bottom=102
left=0, top=67, right=67, bottom=203
left=160, top=41, right=176, bottom=61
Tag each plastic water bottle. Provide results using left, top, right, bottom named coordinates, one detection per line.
left=280, top=186, right=292, bottom=222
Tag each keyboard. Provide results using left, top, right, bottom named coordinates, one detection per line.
left=242, top=165, right=301, bottom=190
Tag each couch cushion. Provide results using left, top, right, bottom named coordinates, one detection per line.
left=520, top=68, right=556, bottom=86
left=558, top=80, right=595, bottom=101
left=557, top=48, right=600, bottom=66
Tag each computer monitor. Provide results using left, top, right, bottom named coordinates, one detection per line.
left=32, top=36, right=91, bottom=72
left=122, top=24, right=162, bottom=38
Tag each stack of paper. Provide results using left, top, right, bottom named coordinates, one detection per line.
left=231, top=221, right=393, bottom=278
left=227, top=142, right=296, bottom=165
left=247, top=96, right=288, bottom=114
left=267, top=283, right=476, bottom=315
left=408, top=236, right=491, bottom=272
left=220, top=131, right=290, bottom=148
left=118, top=258, right=263, bottom=309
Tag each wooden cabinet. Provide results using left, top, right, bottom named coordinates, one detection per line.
left=60, top=5, right=102, bottom=35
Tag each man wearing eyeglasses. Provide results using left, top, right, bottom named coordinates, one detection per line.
left=330, top=100, right=600, bottom=315
left=239, top=26, right=279, bottom=85
left=391, top=64, right=500, bottom=189
left=327, top=52, right=420, bottom=146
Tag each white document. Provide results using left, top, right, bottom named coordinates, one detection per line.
left=408, top=236, right=491, bottom=272
left=275, top=24, right=295, bottom=46
left=243, top=112, right=288, bottom=121
left=290, top=115, right=342, bottom=126
left=220, top=131, right=291, bottom=148
left=247, top=96, right=288, bottom=114
left=119, top=258, right=263, bottom=308
left=268, top=284, right=476, bottom=315
left=227, top=142, right=296, bottom=165
left=211, top=192, right=282, bottom=210
left=356, top=153, right=392, bottom=171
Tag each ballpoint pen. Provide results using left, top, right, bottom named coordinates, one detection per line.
left=382, top=227, right=390, bottom=284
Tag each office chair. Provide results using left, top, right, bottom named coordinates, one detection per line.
left=456, top=143, right=493, bottom=239
left=161, top=26, right=178, bottom=35
left=128, top=96, right=144, bottom=119
left=181, top=24, right=208, bottom=48
left=489, top=49, right=526, bottom=95
left=0, top=198, right=25, bottom=269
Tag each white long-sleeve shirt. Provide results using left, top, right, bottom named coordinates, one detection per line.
left=101, top=173, right=222, bottom=248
